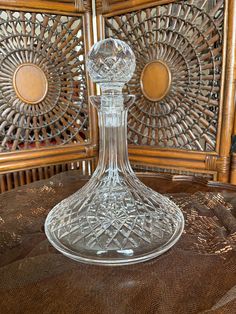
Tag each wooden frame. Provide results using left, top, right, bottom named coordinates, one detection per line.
left=0, top=0, right=89, bottom=15
left=96, top=0, right=236, bottom=183
left=0, top=0, right=98, bottom=192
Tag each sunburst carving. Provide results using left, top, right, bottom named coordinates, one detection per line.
left=105, top=0, right=224, bottom=151
left=0, top=11, right=89, bottom=151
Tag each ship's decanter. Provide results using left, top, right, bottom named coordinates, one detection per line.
left=45, top=38, right=184, bottom=265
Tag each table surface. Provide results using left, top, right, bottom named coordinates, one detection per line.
left=1, top=171, right=236, bottom=314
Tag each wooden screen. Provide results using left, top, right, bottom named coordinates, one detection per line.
left=97, top=0, right=236, bottom=182
left=0, top=0, right=98, bottom=192
left=0, top=0, right=236, bottom=192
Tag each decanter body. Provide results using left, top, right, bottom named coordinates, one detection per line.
left=45, top=38, right=184, bottom=265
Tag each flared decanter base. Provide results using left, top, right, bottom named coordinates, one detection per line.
left=45, top=173, right=184, bottom=266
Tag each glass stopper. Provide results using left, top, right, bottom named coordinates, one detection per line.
left=86, top=38, right=136, bottom=88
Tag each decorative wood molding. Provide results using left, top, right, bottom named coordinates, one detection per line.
left=97, top=0, right=175, bottom=15
left=0, top=0, right=88, bottom=14
left=205, top=156, right=218, bottom=171
left=128, top=146, right=214, bottom=173
left=216, top=156, right=231, bottom=174
left=96, top=0, right=109, bottom=14
left=0, top=144, right=97, bottom=174
left=74, top=0, right=92, bottom=12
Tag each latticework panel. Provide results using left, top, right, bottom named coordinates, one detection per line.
left=105, top=0, right=224, bottom=151
left=0, top=10, right=89, bottom=152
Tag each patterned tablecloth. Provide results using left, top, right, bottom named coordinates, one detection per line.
left=0, top=171, right=236, bottom=314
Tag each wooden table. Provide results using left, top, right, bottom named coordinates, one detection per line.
left=1, top=171, right=236, bottom=314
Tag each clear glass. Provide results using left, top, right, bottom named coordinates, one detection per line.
left=45, top=38, right=184, bottom=265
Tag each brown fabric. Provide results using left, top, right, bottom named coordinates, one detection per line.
left=0, top=171, right=236, bottom=314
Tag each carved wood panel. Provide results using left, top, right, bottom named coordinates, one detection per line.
left=105, top=0, right=224, bottom=152
left=0, top=10, right=89, bottom=152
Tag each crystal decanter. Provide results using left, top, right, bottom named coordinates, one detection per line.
left=45, top=38, right=184, bottom=265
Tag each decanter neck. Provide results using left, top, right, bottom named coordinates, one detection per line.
left=89, top=94, right=135, bottom=178
left=94, top=107, right=133, bottom=177
left=90, top=94, right=135, bottom=112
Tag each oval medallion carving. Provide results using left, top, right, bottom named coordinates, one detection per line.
left=13, top=64, right=48, bottom=104
left=140, top=60, right=171, bottom=102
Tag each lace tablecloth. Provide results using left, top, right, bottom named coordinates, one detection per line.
left=0, top=171, right=236, bottom=314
